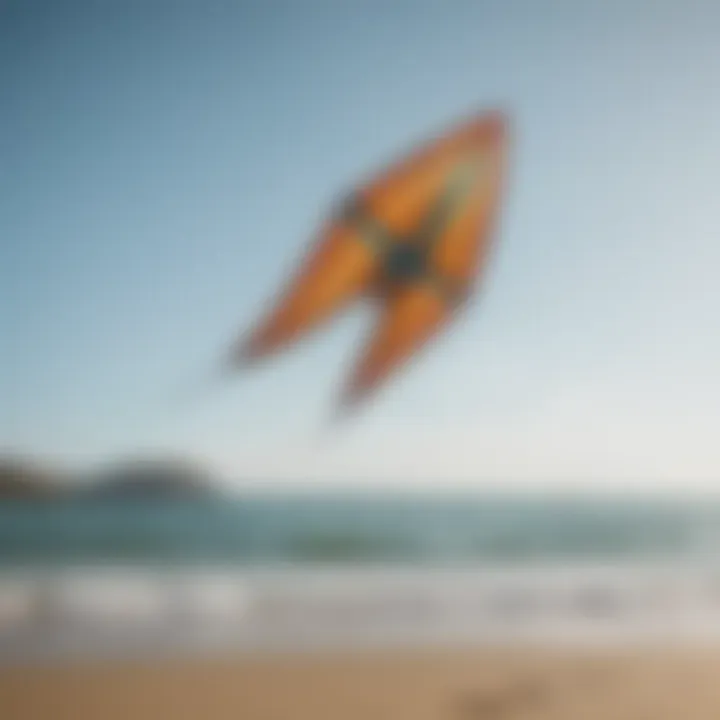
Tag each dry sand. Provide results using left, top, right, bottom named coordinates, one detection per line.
left=4, top=647, right=720, bottom=720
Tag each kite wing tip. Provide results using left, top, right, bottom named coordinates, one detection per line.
left=461, top=107, right=511, bottom=145
left=329, top=383, right=369, bottom=428
left=224, top=336, right=262, bottom=372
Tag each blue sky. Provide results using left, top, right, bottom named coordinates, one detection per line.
left=3, top=0, right=720, bottom=487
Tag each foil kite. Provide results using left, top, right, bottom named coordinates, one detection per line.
left=228, top=110, right=509, bottom=417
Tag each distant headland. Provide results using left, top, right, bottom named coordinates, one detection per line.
left=0, top=454, right=217, bottom=501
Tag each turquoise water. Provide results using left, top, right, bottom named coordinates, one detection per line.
left=0, top=493, right=717, bottom=567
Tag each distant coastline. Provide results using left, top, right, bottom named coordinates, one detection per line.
left=0, top=455, right=217, bottom=502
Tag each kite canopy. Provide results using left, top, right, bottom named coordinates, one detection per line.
left=230, top=110, right=509, bottom=416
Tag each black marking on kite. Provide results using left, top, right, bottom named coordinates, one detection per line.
left=338, top=154, right=481, bottom=305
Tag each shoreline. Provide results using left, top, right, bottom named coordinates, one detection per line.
left=3, top=563, right=720, bottom=663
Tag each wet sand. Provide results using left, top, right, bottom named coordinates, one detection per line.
left=4, top=647, right=720, bottom=719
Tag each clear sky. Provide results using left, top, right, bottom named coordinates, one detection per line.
left=3, top=0, right=720, bottom=488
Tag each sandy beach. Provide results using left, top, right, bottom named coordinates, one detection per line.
left=4, top=647, right=720, bottom=720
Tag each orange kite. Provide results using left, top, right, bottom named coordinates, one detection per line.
left=229, top=110, right=509, bottom=416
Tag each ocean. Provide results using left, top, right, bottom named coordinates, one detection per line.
left=3, top=492, right=720, bottom=661
left=0, top=492, right=717, bottom=567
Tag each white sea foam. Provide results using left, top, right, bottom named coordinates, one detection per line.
left=3, top=563, right=720, bottom=661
